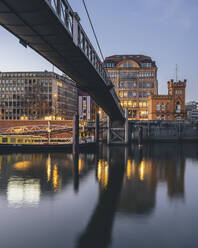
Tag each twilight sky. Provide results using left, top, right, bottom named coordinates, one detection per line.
left=0, top=0, right=198, bottom=101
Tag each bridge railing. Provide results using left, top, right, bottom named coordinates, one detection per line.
left=46, top=0, right=109, bottom=83
left=46, top=0, right=124, bottom=116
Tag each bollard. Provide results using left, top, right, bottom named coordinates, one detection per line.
left=73, top=114, right=79, bottom=155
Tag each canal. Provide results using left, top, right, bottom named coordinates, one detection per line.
left=0, top=143, right=198, bottom=248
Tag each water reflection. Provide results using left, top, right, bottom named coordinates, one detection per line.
left=77, top=143, right=191, bottom=248
left=0, top=152, right=95, bottom=208
left=7, top=177, right=40, bottom=208
left=77, top=147, right=125, bottom=248
left=0, top=143, right=198, bottom=247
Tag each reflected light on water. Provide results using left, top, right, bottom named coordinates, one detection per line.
left=78, top=157, right=84, bottom=174
left=97, top=160, right=109, bottom=189
left=53, top=165, right=58, bottom=191
left=13, top=161, right=32, bottom=171
left=52, top=165, right=62, bottom=192
left=46, top=155, right=51, bottom=182
left=7, top=177, right=40, bottom=208
left=126, top=159, right=136, bottom=179
left=139, top=160, right=145, bottom=181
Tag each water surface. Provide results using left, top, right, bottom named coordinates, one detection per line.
left=0, top=143, right=198, bottom=248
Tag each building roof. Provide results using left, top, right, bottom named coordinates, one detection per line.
left=104, top=54, right=156, bottom=67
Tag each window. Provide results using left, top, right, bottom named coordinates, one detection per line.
left=141, top=62, right=152, bottom=68
left=140, top=110, right=148, bottom=118
left=108, top=72, right=117, bottom=78
left=2, top=137, right=8, bottom=143
left=139, top=72, right=154, bottom=78
left=161, top=103, right=165, bottom=111
left=119, top=81, right=136, bottom=88
left=122, top=62, right=132, bottom=68
left=139, top=91, right=147, bottom=98
left=156, top=103, right=160, bottom=111
left=128, top=91, right=136, bottom=97
left=104, top=62, right=115, bottom=68
left=139, top=101, right=147, bottom=107
left=119, top=72, right=136, bottom=79
left=10, top=138, right=16, bottom=143
left=176, top=102, right=181, bottom=113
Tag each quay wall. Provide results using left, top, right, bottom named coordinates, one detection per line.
left=130, top=120, right=198, bottom=142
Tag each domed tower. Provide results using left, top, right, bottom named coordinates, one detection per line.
left=168, top=79, right=186, bottom=120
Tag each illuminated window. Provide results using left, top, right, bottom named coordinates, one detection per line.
left=119, top=91, right=123, bottom=98
left=128, top=101, right=132, bottom=106
left=156, top=103, right=160, bottom=111
left=132, top=101, right=136, bottom=107
left=123, top=92, right=128, bottom=98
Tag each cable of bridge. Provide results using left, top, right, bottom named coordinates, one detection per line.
left=82, top=0, right=105, bottom=61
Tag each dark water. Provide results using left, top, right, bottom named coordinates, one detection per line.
left=0, top=143, right=198, bottom=248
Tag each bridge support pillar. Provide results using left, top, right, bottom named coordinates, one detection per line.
left=107, top=116, right=111, bottom=145
left=125, top=108, right=129, bottom=145
left=73, top=114, right=79, bottom=155
left=95, top=114, right=99, bottom=145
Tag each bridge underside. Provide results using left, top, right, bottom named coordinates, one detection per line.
left=0, top=0, right=124, bottom=121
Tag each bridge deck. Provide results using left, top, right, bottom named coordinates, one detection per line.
left=0, top=0, right=124, bottom=121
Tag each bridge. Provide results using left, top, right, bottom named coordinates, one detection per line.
left=0, top=0, right=124, bottom=121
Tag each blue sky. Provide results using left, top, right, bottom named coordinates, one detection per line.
left=0, top=0, right=198, bottom=101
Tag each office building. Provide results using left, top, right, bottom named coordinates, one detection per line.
left=0, top=71, right=77, bottom=120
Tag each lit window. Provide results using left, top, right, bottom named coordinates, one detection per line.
left=128, top=101, right=132, bottom=106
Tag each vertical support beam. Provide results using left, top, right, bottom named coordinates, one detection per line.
left=73, top=12, right=80, bottom=46
left=125, top=107, right=129, bottom=145
left=73, top=114, right=79, bottom=155
left=95, top=113, right=99, bottom=145
left=107, top=116, right=111, bottom=145
left=56, top=0, right=61, bottom=16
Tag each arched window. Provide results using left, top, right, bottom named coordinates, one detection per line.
left=176, top=101, right=181, bottom=113
left=156, top=103, right=160, bottom=111
left=161, top=103, right=165, bottom=111
left=122, top=62, right=132, bottom=68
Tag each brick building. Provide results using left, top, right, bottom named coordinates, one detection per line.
left=0, top=71, right=77, bottom=120
left=104, top=54, right=158, bottom=120
left=148, top=79, right=186, bottom=120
